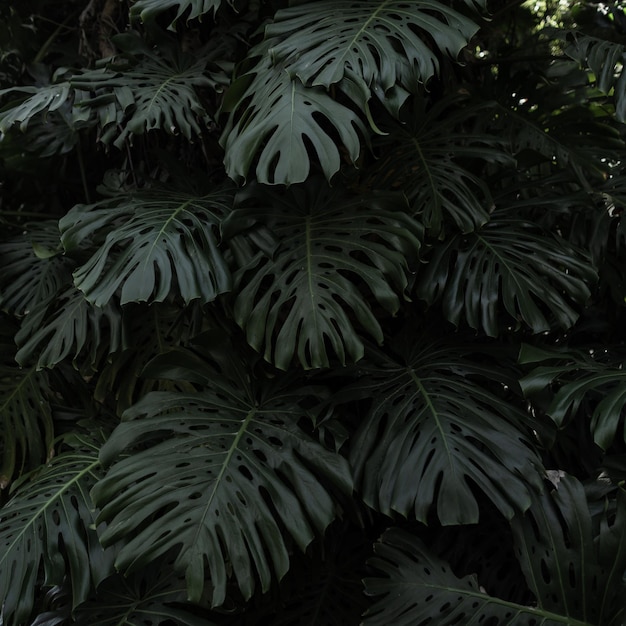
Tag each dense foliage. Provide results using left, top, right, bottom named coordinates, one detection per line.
left=1, top=0, right=626, bottom=624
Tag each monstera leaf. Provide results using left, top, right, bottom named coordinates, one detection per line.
left=92, top=339, right=353, bottom=606
left=15, top=285, right=124, bottom=370
left=227, top=183, right=422, bottom=369
left=59, top=187, right=233, bottom=306
left=564, top=34, right=626, bottom=121
left=363, top=527, right=594, bottom=626
left=221, top=55, right=367, bottom=184
left=370, top=97, right=510, bottom=236
left=0, top=434, right=112, bottom=626
left=264, top=0, right=481, bottom=92
left=417, top=206, right=597, bottom=337
left=519, top=344, right=626, bottom=450
left=350, top=331, right=543, bottom=525
left=130, top=0, right=226, bottom=27
left=73, top=552, right=216, bottom=626
left=71, top=33, right=223, bottom=148
left=0, top=321, right=54, bottom=489
left=0, top=221, right=72, bottom=316
left=511, top=474, right=626, bottom=626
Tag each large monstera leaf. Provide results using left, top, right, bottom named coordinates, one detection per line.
left=417, top=206, right=596, bottom=337
left=59, top=187, right=233, bottom=306
left=92, top=339, right=353, bottom=607
left=350, top=332, right=543, bottom=525
left=0, top=220, right=72, bottom=316
left=264, top=0, right=482, bottom=93
left=363, top=527, right=595, bottom=626
left=0, top=434, right=112, bottom=626
left=227, top=183, right=422, bottom=369
left=221, top=56, right=367, bottom=184
left=511, top=475, right=626, bottom=626
left=0, top=321, right=54, bottom=489
left=519, top=344, right=626, bottom=450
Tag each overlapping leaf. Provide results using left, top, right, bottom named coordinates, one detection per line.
left=511, top=475, right=626, bottom=626
left=265, top=0, right=481, bottom=92
left=417, top=206, right=597, bottom=336
left=59, top=188, right=233, bottom=306
left=370, top=97, right=511, bottom=235
left=0, top=321, right=54, bottom=489
left=0, top=221, right=72, bottom=316
left=15, top=285, right=124, bottom=370
left=363, top=527, right=591, bottom=626
left=221, top=56, right=367, bottom=184
left=92, top=340, right=353, bottom=606
left=73, top=553, right=216, bottom=626
left=70, top=33, right=223, bottom=147
left=350, top=333, right=543, bottom=524
left=519, top=344, right=626, bottom=450
left=0, top=434, right=112, bottom=626
left=130, top=0, right=226, bottom=28
left=227, top=183, right=422, bottom=369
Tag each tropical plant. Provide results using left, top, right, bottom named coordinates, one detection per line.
left=1, top=0, right=626, bottom=624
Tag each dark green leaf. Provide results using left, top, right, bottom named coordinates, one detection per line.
left=130, top=0, right=226, bottom=28
left=511, top=475, right=626, bottom=625
left=0, top=321, right=54, bottom=489
left=519, top=344, right=626, bottom=450
left=0, top=434, right=112, bottom=626
left=228, top=182, right=422, bottom=369
left=417, top=207, right=596, bottom=336
left=363, top=527, right=590, bottom=626
left=92, top=342, right=353, bottom=606
left=15, top=285, right=124, bottom=370
left=350, top=333, right=543, bottom=524
left=265, top=0, right=480, bottom=94
left=220, top=57, right=367, bottom=184
left=60, top=188, right=233, bottom=306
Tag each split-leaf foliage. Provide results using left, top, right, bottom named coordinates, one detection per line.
left=1, top=0, right=626, bottom=624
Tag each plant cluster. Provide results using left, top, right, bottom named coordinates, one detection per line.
left=1, top=0, right=626, bottom=624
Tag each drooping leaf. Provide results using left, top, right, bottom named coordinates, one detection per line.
left=220, top=56, right=368, bottom=184
left=0, top=320, right=54, bottom=489
left=363, top=527, right=591, bottom=626
left=417, top=206, right=597, bottom=337
left=227, top=182, right=422, bottom=369
left=59, top=187, right=233, bottom=306
left=519, top=344, right=626, bottom=450
left=0, top=434, right=112, bottom=626
left=130, top=0, right=226, bottom=28
left=350, top=331, right=544, bottom=525
left=264, top=0, right=481, bottom=93
left=92, top=339, right=353, bottom=607
left=15, top=285, right=124, bottom=370
left=510, top=475, right=626, bottom=626
left=0, top=221, right=72, bottom=316
left=369, top=96, right=511, bottom=236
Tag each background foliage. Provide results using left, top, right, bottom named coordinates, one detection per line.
left=1, top=0, right=626, bottom=624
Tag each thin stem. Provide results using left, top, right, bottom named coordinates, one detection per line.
left=77, top=136, right=91, bottom=204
